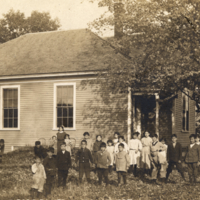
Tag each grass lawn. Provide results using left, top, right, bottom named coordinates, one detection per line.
left=0, top=147, right=200, bottom=200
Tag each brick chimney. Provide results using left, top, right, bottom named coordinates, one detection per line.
left=114, top=0, right=124, bottom=39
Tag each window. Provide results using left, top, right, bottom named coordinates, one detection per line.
left=182, top=92, right=189, bottom=131
left=0, top=86, right=20, bottom=130
left=54, top=83, right=76, bottom=130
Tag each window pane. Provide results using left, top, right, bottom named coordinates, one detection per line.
left=9, top=119, right=13, bottom=127
left=63, top=108, right=67, bottom=117
left=4, top=119, right=8, bottom=128
left=69, top=118, right=73, bottom=127
left=8, top=99, right=12, bottom=108
left=69, top=107, right=73, bottom=117
left=13, top=89, right=18, bottom=99
left=57, top=108, right=62, bottom=117
left=3, top=99, right=8, bottom=108
left=4, top=109, right=8, bottom=118
left=14, top=109, right=18, bottom=118
left=3, top=89, right=8, bottom=99
left=63, top=118, right=68, bottom=127
left=13, top=99, right=18, bottom=108
left=14, top=119, right=18, bottom=128
left=57, top=118, right=62, bottom=127
left=9, top=109, right=13, bottom=118
left=62, top=98, right=67, bottom=106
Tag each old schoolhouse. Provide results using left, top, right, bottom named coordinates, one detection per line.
left=0, top=3, right=196, bottom=153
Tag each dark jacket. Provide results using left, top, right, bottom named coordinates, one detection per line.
left=75, top=148, right=93, bottom=163
left=96, top=150, right=111, bottom=168
left=34, top=146, right=46, bottom=159
left=93, top=141, right=102, bottom=152
left=185, top=144, right=200, bottom=163
left=43, top=156, right=57, bottom=176
left=167, top=142, right=182, bottom=162
left=57, top=150, right=71, bottom=170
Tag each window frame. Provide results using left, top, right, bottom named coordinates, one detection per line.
left=182, top=91, right=189, bottom=132
left=53, top=82, right=76, bottom=130
left=0, top=85, right=20, bottom=130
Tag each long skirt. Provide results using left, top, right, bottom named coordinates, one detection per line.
left=140, top=146, right=151, bottom=169
left=129, top=150, right=141, bottom=167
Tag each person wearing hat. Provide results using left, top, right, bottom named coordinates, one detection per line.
left=43, top=147, right=56, bottom=197
left=95, top=142, right=111, bottom=186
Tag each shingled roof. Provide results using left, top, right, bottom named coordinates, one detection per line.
left=0, top=29, right=129, bottom=77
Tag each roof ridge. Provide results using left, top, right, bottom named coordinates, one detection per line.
left=87, top=29, right=132, bottom=62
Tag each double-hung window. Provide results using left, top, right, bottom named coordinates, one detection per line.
left=1, top=85, right=20, bottom=130
left=53, top=83, right=76, bottom=130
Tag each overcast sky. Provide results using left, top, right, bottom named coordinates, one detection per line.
left=0, top=0, right=109, bottom=31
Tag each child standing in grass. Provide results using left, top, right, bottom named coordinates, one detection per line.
left=43, top=147, right=56, bottom=197
left=96, top=142, right=111, bottom=186
left=140, top=131, right=152, bottom=176
left=128, top=132, right=142, bottom=177
left=57, top=142, right=71, bottom=188
left=107, top=140, right=115, bottom=173
left=75, top=140, right=93, bottom=184
left=93, top=135, right=102, bottom=172
left=114, top=136, right=129, bottom=154
left=30, top=157, right=46, bottom=199
left=115, top=143, right=130, bottom=186
left=185, top=134, right=200, bottom=185
left=0, top=139, right=5, bottom=163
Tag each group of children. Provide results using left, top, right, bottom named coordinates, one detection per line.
left=31, top=130, right=200, bottom=198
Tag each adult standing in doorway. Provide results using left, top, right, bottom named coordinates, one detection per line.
left=57, top=125, right=67, bottom=152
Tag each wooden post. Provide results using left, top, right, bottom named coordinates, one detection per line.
left=155, top=93, right=159, bottom=138
left=132, top=96, right=136, bottom=133
left=127, top=87, right=132, bottom=143
left=136, top=98, right=142, bottom=138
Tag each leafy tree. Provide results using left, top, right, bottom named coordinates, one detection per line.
left=0, top=9, right=60, bottom=43
left=87, top=0, right=200, bottom=111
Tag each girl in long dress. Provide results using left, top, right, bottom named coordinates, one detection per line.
left=56, top=126, right=67, bottom=152
left=107, top=140, right=115, bottom=173
left=140, top=131, right=152, bottom=176
left=128, top=132, right=142, bottom=177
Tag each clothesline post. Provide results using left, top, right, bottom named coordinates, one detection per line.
left=155, top=93, right=159, bottom=138
left=127, top=87, right=132, bottom=143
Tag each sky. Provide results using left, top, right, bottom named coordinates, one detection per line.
left=0, top=0, right=111, bottom=33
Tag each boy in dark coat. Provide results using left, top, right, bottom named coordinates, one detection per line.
left=166, top=134, right=185, bottom=182
left=185, top=134, right=200, bottom=185
left=75, top=140, right=93, bottom=184
left=43, top=147, right=56, bottom=197
left=34, top=141, right=46, bottom=159
left=57, top=142, right=71, bottom=188
left=95, top=142, right=111, bottom=186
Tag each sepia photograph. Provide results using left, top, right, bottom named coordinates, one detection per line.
left=0, top=0, right=200, bottom=199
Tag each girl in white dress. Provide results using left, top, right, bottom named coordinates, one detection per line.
left=107, top=140, right=115, bottom=173
left=64, top=134, right=72, bottom=155
left=158, top=137, right=168, bottom=171
left=114, top=136, right=129, bottom=154
left=128, top=132, right=142, bottom=177
left=141, top=131, right=152, bottom=176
